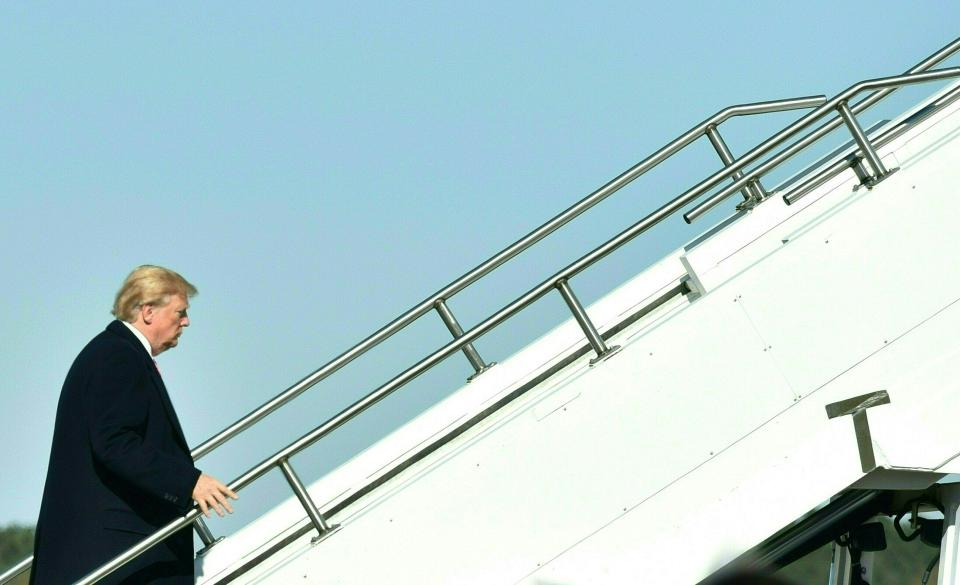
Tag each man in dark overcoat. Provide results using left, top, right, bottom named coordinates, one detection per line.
left=30, top=266, right=237, bottom=584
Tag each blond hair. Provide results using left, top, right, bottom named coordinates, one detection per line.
left=112, top=265, right=198, bottom=322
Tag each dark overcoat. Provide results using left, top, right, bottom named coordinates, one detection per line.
left=30, top=320, right=201, bottom=584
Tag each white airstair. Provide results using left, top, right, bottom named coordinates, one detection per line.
left=5, top=37, right=960, bottom=585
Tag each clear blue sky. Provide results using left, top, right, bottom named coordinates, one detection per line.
left=1, top=1, right=957, bottom=541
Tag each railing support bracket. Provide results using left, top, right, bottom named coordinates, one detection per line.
left=837, top=100, right=899, bottom=187
left=589, top=344, right=622, bottom=366
left=310, top=523, right=342, bottom=545
left=278, top=458, right=336, bottom=539
left=853, top=166, right=900, bottom=191
left=555, top=278, right=619, bottom=363
left=195, top=536, right=225, bottom=558
left=193, top=518, right=222, bottom=557
left=467, top=362, right=497, bottom=382
left=435, top=298, right=495, bottom=381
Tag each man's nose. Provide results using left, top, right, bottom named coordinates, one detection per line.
left=181, top=316, right=190, bottom=327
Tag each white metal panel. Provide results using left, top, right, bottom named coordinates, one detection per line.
left=196, top=251, right=693, bottom=583
left=866, top=302, right=960, bottom=472
left=234, top=282, right=798, bottom=584
left=680, top=171, right=859, bottom=297
left=528, top=270, right=960, bottom=584
left=939, top=484, right=960, bottom=585
left=716, top=125, right=960, bottom=400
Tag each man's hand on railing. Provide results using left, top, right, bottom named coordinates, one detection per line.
left=192, top=473, right=239, bottom=518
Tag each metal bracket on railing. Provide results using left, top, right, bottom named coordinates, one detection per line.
left=555, top=278, right=620, bottom=365
left=193, top=518, right=224, bottom=557
left=278, top=458, right=339, bottom=544
left=435, top=298, right=496, bottom=381
left=734, top=194, right=764, bottom=213
left=682, top=66, right=960, bottom=224
left=705, top=124, right=768, bottom=206
left=849, top=156, right=875, bottom=186
left=836, top=100, right=899, bottom=189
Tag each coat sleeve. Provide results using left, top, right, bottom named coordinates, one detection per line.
left=85, top=347, right=202, bottom=512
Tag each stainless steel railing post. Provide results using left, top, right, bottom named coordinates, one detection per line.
left=193, top=518, right=223, bottom=557
left=705, top=124, right=766, bottom=202
left=194, top=518, right=215, bottom=544
left=836, top=100, right=891, bottom=185
left=435, top=298, right=495, bottom=379
left=681, top=66, right=960, bottom=224
left=555, top=278, right=619, bottom=364
left=278, top=458, right=336, bottom=543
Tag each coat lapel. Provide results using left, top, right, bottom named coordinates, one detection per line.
left=145, top=357, right=192, bottom=454
left=106, top=321, right=192, bottom=455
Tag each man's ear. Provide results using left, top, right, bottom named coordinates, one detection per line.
left=141, top=303, right=155, bottom=325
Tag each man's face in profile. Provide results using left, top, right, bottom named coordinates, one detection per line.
left=151, top=294, right=190, bottom=355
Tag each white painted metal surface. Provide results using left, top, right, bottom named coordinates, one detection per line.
left=194, top=79, right=960, bottom=584
left=940, top=484, right=960, bottom=584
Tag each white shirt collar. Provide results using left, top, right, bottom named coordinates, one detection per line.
left=121, top=320, right=154, bottom=358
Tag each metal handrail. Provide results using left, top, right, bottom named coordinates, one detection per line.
left=0, top=559, right=30, bottom=585
left=683, top=67, right=960, bottom=222
left=6, top=35, right=960, bottom=585
left=186, top=93, right=824, bottom=462
left=673, top=35, right=960, bottom=223
left=781, top=81, right=960, bottom=205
